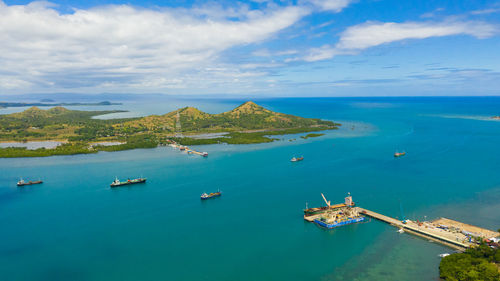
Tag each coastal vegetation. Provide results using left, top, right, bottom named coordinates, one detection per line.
left=301, top=133, right=325, bottom=139
left=0, top=101, right=339, bottom=157
left=439, top=244, right=500, bottom=281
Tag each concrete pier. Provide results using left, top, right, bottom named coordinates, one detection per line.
left=357, top=207, right=496, bottom=250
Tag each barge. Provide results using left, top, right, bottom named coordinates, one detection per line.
left=304, top=193, right=355, bottom=216
left=315, top=216, right=366, bottom=228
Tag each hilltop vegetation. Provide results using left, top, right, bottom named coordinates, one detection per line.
left=123, top=101, right=336, bottom=133
left=0, top=106, right=127, bottom=142
left=0, top=101, right=339, bottom=157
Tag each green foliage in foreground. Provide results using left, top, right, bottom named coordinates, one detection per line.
left=171, top=126, right=334, bottom=146
left=439, top=244, right=500, bottom=281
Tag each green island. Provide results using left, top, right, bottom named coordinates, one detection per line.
left=440, top=243, right=500, bottom=281
left=300, top=133, right=325, bottom=139
left=0, top=101, right=339, bottom=157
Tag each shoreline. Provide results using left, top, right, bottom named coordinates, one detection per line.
left=0, top=126, right=335, bottom=158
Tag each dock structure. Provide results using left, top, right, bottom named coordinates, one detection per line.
left=303, top=193, right=500, bottom=250
left=167, top=140, right=208, bottom=157
left=356, top=207, right=500, bottom=250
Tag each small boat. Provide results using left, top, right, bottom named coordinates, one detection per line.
left=394, top=151, right=406, bottom=157
left=439, top=253, right=450, bottom=258
left=398, top=228, right=404, bottom=233
left=17, top=178, right=43, bottom=186
left=291, top=156, right=304, bottom=162
left=202, top=152, right=208, bottom=157
left=201, top=190, right=221, bottom=200
left=110, top=177, right=146, bottom=187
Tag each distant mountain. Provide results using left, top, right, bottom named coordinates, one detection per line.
left=0, top=101, right=121, bottom=108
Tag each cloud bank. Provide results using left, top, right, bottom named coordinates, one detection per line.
left=0, top=0, right=498, bottom=95
left=303, top=19, right=498, bottom=61
left=0, top=1, right=311, bottom=91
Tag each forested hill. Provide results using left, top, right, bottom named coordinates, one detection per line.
left=124, top=101, right=338, bottom=133
left=0, top=102, right=339, bottom=157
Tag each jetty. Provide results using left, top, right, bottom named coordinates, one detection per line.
left=303, top=193, right=499, bottom=250
left=358, top=207, right=499, bottom=250
left=166, top=140, right=208, bottom=157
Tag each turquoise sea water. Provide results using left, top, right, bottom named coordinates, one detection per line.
left=0, top=97, right=499, bottom=281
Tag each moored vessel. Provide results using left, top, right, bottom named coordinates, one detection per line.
left=394, top=151, right=406, bottom=157
left=17, top=178, right=43, bottom=186
left=304, top=193, right=355, bottom=216
left=313, top=194, right=365, bottom=229
left=110, top=177, right=146, bottom=187
left=314, top=215, right=366, bottom=228
left=201, top=190, right=221, bottom=200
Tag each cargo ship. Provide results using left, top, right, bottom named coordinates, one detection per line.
left=291, top=156, right=304, bottom=162
left=201, top=190, right=221, bottom=200
left=394, top=151, right=406, bottom=157
left=304, top=193, right=355, bottom=216
left=110, top=177, right=146, bottom=187
left=17, top=178, right=43, bottom=187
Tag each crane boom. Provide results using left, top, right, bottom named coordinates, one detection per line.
left=321, top=193, right=331, bottom=207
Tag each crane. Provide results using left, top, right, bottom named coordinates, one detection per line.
left=321, top=193, right=331, bottom=208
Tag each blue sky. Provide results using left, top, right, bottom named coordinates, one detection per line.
left=1, top=0, right=499, bottom=96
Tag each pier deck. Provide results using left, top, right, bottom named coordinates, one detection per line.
left=356, top=207, right=498, bottom=250
left=303, top=204, right=499, bottom=250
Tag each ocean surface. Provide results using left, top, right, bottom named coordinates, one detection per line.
left=0, top=97, right=499, bottom=281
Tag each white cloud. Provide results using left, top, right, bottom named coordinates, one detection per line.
left=336, top=20, right=497, bottom=50
left=470, top=8, right=500, bottom=15
left=0, top=1, right=308, bottom=92
left=305, top=0, right=354, bottom=12
left=301, top=19, right=498, bottom=61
